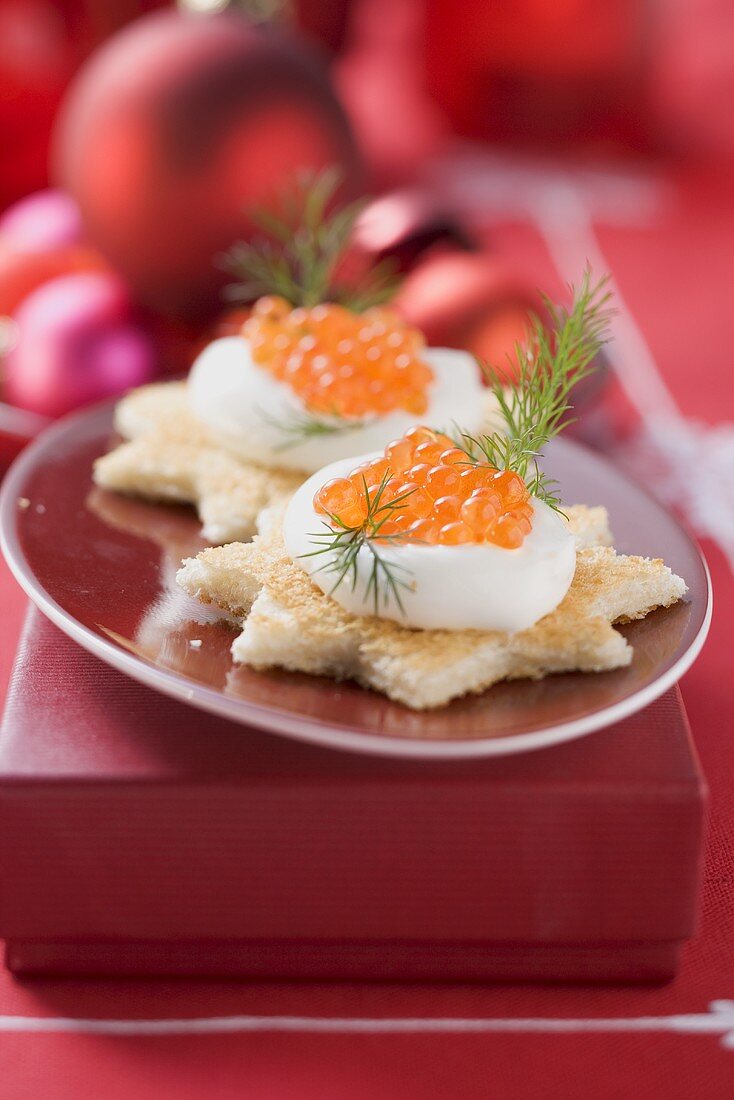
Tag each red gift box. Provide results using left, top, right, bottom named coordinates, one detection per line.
left=0, top=607, right=707, bottom=982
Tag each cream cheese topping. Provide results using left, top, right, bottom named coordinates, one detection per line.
left=188, top=336, right=487, bottom=473
left=284, top=453, right=577, bottom=632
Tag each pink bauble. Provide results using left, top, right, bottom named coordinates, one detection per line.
left=4, top=271, right=157, bottom=418
left=53, top=10, right=362, bottom=320
left=0, top=190, right=83, bottom=254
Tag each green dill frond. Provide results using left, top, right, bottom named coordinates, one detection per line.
left=525, top=463, right=566, bottom=517
left=220, top=167, right=399, bottom=311
left=301, top=470, right=415, bottom=615
left=454, top=268, right=612, bottom=509
left=485, top=267, right=613, bottom=466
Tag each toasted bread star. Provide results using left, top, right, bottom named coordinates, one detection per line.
left=175, top=503, right=686, bottom=710
left=94, top=382, right=304, bottom=543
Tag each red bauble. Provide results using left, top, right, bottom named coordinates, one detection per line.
left=53, top=10, right=362, bottom=320
left=395, top=251, right=541, bottom=371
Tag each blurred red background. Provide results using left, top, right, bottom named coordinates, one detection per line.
left=4, top=0, right=734, bottom=211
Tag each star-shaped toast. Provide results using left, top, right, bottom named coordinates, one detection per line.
left=176, top=502, right=687, bottom=710
left=93, top=381, right=500, bottom=544
left=93, top=382, right=305, bottom=543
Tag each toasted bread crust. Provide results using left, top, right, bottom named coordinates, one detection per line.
left=94, top=383, right=303, bottom=542
left=176, top=504, right=687, bottom=709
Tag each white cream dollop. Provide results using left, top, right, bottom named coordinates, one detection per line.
left=284, top=454, right=577, bottom=633
left=188, top=336, right=486, bottom=473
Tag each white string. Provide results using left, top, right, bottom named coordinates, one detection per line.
left=0, top=1002, right=732, bottom=1045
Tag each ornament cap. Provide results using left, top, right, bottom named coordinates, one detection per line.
left=176, top=0, right=292, bottom=20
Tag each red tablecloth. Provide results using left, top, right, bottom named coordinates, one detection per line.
left=0, top=167, right=732, bottom=1099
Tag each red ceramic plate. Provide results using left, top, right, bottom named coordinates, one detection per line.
left=0, top=400, right=711, bottom=759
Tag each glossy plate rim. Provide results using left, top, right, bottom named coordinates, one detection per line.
left=0, top=401, right=713, bottom=760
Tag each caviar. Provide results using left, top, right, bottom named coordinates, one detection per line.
left=243, top=296, right=433, bottom=419
left=314, top=427, right=534, bottom=549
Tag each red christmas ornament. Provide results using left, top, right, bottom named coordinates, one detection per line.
left=53, top=9, right=362, bottom=320
left=395, top=251, right=542, bottom=372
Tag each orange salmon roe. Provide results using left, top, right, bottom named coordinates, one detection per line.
left=242, top=296, right=433, bottom=419
left=314, top=427, right=534, bottom=548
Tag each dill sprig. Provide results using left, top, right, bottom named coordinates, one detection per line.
left=257, top=403, right=373, bottom=452
left=220, top=167, right=399, bottom=311
left=456, top=267, right=613, bottom=512
left=300, top=471, right=415, bottom=615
